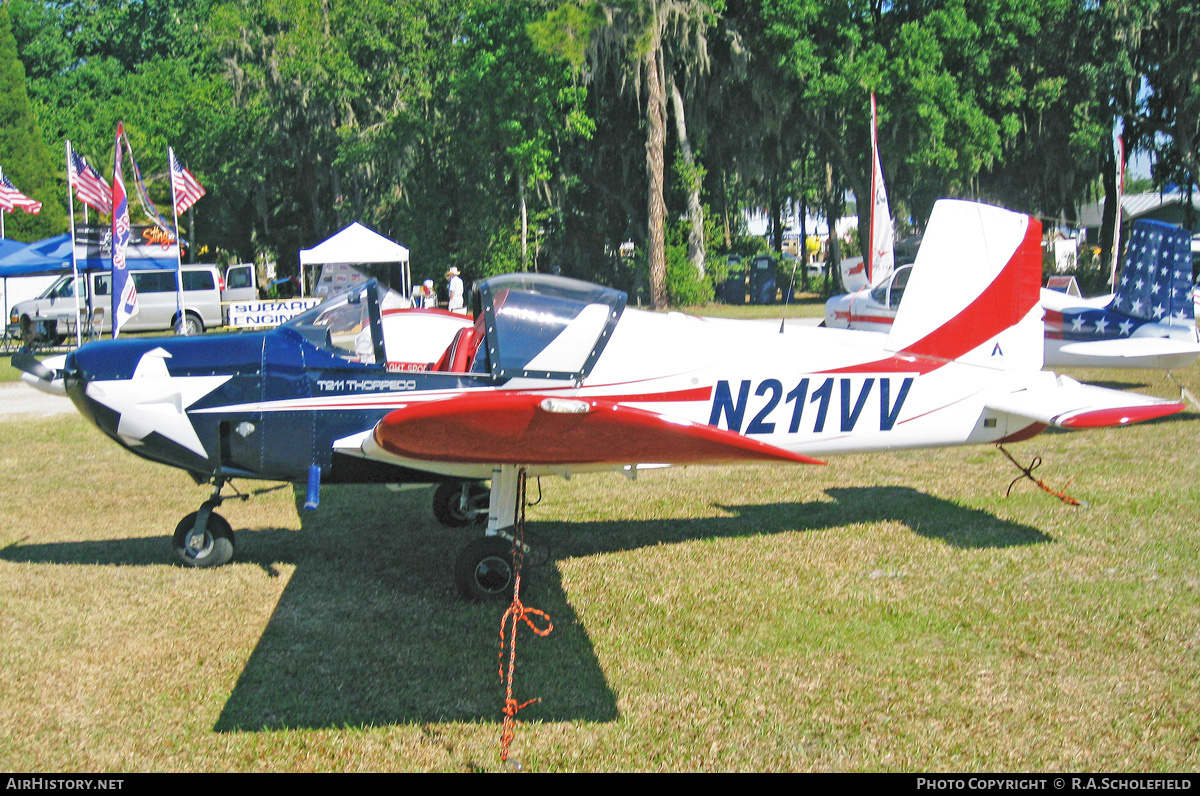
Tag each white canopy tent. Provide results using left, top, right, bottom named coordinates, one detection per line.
left=298, top=222, right=411, bottom=298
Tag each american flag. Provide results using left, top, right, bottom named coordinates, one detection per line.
left=169, top=148, right=206, bottom=214
left=1045, top=220, right=1195, bottom=342
left=68, top=143, right=113, bottom=213
left=1112, top=220, right=1194, bottom=323
left=0, top=171, right=42, bottom=214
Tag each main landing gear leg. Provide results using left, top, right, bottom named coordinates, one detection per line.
left=454, top=466, right=524, bottom=601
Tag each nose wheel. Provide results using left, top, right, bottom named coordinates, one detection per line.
left=172, top=508, right=235, bottom=568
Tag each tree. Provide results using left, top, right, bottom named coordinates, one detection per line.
left=450, top=0, right=594, bottom=277
left=1140, top=0, right=1199, bottom=229
left=0, top=4, right=65, bottom=240
left=534, top=0, right=721, bottom=308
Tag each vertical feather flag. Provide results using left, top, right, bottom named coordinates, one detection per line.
left=111, top=122, right=138, bottom=337
left=868, top=93, right=894, bottom=287
left=1110, top=134, right=1125, bottom=289
left=121, top=133, right=174, bottom=235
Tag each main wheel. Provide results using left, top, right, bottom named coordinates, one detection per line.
left=172, top=510, right=235, bottom=568
left=454, top=536, right=516, bottom=601
left=433, top=481, right=486, bottom=527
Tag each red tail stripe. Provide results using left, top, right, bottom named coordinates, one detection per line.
left=900, top=217, right=1042, bottom=361
left=821, top=216, right=1042, bottom=375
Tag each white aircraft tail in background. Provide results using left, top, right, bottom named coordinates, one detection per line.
left=842, top=92, right=895, bottom=294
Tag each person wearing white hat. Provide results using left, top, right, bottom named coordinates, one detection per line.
left=419, top=278, right=437, bottom=308
left=446, top=267, right=465, bottom=313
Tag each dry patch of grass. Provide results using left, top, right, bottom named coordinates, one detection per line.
left=1, top=363, right=1198, bottom=771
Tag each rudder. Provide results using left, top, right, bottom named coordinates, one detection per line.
left=885, top=200, right=1043, bottom=371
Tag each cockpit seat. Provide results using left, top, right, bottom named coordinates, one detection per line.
left=434, top=325, right=482, bottom=373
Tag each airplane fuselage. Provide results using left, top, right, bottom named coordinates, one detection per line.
left=58, top=305, right=1049, bottom=489
left=64, top=328, right=483, bottom=485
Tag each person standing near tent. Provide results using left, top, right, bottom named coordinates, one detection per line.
left=418, top=278, right=437, bottom=308
left=446, top=267, right=465, bottom=313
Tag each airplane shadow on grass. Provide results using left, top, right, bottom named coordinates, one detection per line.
left=0, top=482, right=1050, bottom=732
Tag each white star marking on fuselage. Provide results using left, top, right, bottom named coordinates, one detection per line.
left=84, top=347, right=231, bottom=456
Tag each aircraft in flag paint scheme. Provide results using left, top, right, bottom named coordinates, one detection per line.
left=826, top=218, right=1200, bottom=370
left=15, top=200, right=1186, bottom=600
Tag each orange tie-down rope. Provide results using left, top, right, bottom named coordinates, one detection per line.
left=498, top=469, right=554, bottom=765
left=998, top=445, right=1087, bottom=507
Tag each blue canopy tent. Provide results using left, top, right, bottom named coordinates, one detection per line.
left=0, top=234, right=178, bottom=348
left=0, top=233, right=179, bottom=277
left=0, top=238, right=31, bottom=339
left=0, top=238, right=27, bottom=260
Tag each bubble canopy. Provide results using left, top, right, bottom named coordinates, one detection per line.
left=473, top=273, right=627, bottom=382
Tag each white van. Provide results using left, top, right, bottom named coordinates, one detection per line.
left=9, top=265, right=224, bottom=342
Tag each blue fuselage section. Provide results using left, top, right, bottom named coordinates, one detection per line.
left=63, top=328, right=485, bottom=485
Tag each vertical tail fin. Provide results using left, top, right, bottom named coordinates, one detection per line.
left=1110, top=219, right=1195, bottom=325
left=885, top=200, right=1043, bottom=370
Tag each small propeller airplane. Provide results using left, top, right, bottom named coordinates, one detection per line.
left=16, top=200, right=1186, bottom=600
left=827, top=218, right=1200, bottom=370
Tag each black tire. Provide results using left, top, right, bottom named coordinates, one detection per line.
left=172, top=510, right=234, bottom=568
left=454, top=536, right=516, bottom=601
left=433, top=481, right=486, bottom=527
left=176, top=312, right=204, bottom=336
left=19, top=316, right=39, bottom=347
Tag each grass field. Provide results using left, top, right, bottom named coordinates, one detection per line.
left=0, top=356, right=1198, bottom=771
left=680, top=293, right=828, bottom=320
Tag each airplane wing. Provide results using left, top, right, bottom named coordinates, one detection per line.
left=370, top=392, right=826, bottom=466
left=985, top=375, right=1185, bottom=429
left=1050, top=337, right=1200, bottom=370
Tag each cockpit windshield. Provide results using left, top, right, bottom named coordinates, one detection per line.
left=475, top=273, right=626, bottom=381
left=283, top=281, right=388, bottom=363
left=282, top=274, right=626, bottom=380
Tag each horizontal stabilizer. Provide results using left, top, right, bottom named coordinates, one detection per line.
left=985, top=376, right=1184, bottom=429
left=1054, top=338, right=1200, bottom=370
left=373, top=393, right=825, bottom=466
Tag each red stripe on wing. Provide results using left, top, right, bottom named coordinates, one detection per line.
left=1057, top=403, right=1184, bottom=428
left=374, top=393, right=824, bottom=466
